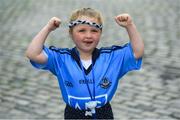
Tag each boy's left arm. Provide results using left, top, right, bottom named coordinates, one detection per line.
left=115, top=14, right=144, bottom=59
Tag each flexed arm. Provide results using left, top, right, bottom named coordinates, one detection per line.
left=25, top=17, right=61, bottom=64
left=115, top=14, right=144, bottom=59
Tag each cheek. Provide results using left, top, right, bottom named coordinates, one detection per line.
left=94, top=34, right=101, bottom=41
left=73, top=35, right=82, bottom=42
left=71, top=34, right=82, bottom=44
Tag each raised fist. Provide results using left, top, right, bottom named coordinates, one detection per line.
left=47, top=17, right=61, bottom=31
left=114, top=14, right=133, bottom=28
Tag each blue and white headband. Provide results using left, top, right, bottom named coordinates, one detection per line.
left=68, top=20, right=103, bottom=30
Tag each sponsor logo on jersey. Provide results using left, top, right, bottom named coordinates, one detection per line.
left=68, top=94, right=107, bottom=110
left=65, top=81, right=73, bottom=87
left=79, top=79, right=93, bottom=84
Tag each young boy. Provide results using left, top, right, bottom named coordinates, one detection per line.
left=26, top=8, right=144, bottom=119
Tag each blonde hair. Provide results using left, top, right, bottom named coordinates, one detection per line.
left=69, top=8, right=103, bottom=33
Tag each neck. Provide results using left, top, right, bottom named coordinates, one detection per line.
left=76, top=49, right=92, bottom=60
left=80, top=52, right=92, bottom=60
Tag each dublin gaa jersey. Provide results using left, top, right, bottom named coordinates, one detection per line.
left=30, top=43, right=142, bottom=110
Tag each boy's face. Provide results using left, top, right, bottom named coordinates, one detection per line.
left=71, top=16, right=102, bottom=54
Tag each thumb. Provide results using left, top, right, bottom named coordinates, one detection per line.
left=114, top=16, right=122, bottom=26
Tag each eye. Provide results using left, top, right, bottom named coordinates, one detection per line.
left=91, top=29, right=98, bottom=33
left=78, top=29, right=85, bottom=32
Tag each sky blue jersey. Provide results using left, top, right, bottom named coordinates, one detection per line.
left=30, top=43, right=142, bottom=110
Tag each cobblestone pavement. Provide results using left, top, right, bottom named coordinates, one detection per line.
left=0, top=0, right=180, bottom=119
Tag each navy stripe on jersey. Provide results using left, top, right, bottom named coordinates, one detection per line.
left=99, top=43, right=129, bottom=53
left=49, top=46, right=71, bottom=55
left=48, top=44, right=130, bottom=75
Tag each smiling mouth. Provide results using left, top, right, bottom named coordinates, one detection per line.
left=83, top=41, right=93, bottom=44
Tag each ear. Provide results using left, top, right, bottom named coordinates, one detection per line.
left=69, top=29, right=73, bottom=38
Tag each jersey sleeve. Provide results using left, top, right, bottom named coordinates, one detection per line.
left=30, top=46, right=57, bottom=75
left=117, top=43, right=142, bottom=77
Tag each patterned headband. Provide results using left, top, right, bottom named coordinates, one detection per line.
left=68, top=20, right=103, bottom=30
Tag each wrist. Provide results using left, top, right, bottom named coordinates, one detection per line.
left=125, top=22, right=136, bottom=30
left=44, top=24, right=53, bottom=32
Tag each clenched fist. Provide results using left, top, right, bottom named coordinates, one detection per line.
left=115, top=14, right=133, bottom=28
left=47, top=17, right=61, bottom=31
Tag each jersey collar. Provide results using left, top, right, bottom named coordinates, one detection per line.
left=71, top=47, right=100, bottom=75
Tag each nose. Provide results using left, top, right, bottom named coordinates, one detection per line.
left=85, top=31, right=92, bottom=38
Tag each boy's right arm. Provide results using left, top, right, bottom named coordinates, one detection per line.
left=25, top=17, right=61, bottom=64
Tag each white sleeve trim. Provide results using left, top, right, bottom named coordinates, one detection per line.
left=43, top=50, right=48, bottom=59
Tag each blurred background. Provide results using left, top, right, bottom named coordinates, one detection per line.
left=0, top=0, right=180, bottom=119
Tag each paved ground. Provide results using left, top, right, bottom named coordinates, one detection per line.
left=0, top=0, right=180, bottom=119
